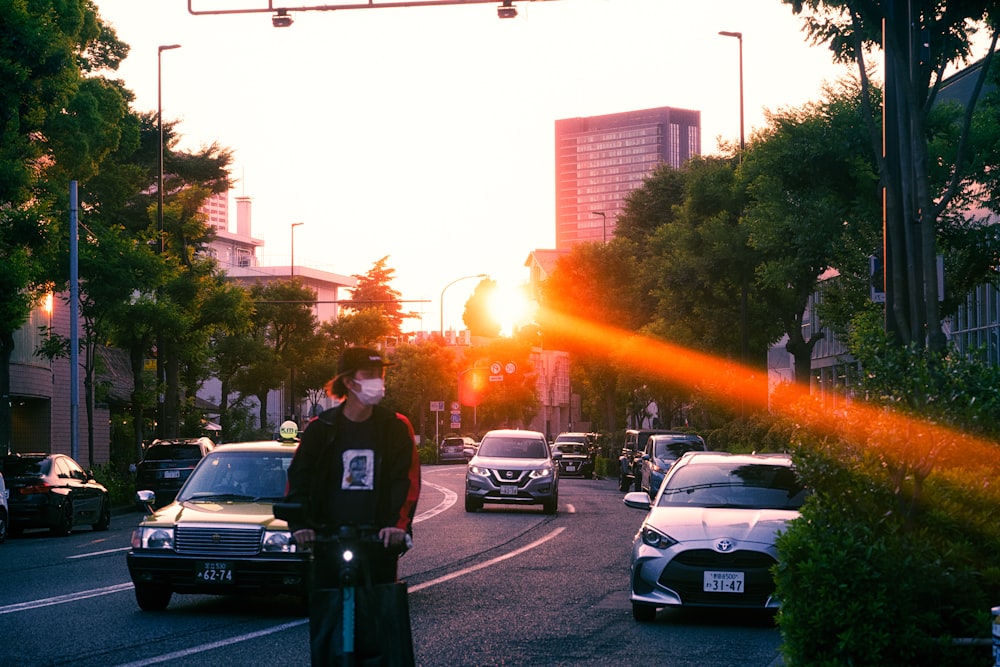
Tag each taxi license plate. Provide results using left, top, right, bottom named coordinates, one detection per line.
left=196, top=561, right=234, bottom=584
left=163, top=470, right=181, bottom=479
left=500, top=484, right=518, bottom=495
left=704, top=571, right=744, bottom=593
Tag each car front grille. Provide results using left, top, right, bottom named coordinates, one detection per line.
left=660, top=549, right=778, bottom=607
left=175, top=526, right=263, bottom=556
left=489, top=469, right=527, bottom=486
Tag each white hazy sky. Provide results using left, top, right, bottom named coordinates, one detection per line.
left=93, top=0, right=852, bottom=333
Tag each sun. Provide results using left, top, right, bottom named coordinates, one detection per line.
left=487, top=283, right=533, bottom=335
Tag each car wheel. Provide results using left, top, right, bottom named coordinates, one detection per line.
left=0, top=508, right=7, bottom=543
left=632, top=602, right=657, bottom=622
left=134, top=583, right=172, bottom=611
left=52, top=500, right=73, bottom=536
left=542, top=498, right=557, bottom=515
left=464, top=495, right=481, bottom=512
left=93, top=497, right=111, bottom=531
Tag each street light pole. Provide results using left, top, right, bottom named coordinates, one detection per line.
left=157, top=44, right=181, bottom=254
left=592, top=211, right=607, bottom=243
left=718, top=31, right=744, bottom=158
left=290, top=222, right=304, bottom=277
left=440, top=274, right=488, bottom=339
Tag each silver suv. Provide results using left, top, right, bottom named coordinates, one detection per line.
left=465, top=429, right=561, bottom=514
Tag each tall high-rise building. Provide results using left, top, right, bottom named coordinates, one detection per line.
left=555, top=106, right=701, bottom=248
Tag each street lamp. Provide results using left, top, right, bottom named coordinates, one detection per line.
left=718, top=31, right=744, bottom=158
left=440, top=274, right=488, bottom=339
left=157, top=44, right=181, bottom=254
left=290, top=222, right=304, bottom=277
left=592, top=211, right=607, bottom=243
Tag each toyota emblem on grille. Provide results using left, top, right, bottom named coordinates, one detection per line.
left=715, top=538, right=734, bottom=552
left=212, top=534, right=221, bottom=543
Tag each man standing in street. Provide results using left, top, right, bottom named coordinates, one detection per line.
left=285, top=346, right=421, bottom=583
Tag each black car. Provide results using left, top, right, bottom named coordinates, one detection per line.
left=619, top=429, right=689, bottom=492
left=2, top=453, right=111, bottom=536
left=135, top=437, right=215, bottom=508
left=551, top=433, right=595, bottom=478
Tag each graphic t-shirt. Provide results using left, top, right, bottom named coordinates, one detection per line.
left=325, top=415, right=378, bottom=527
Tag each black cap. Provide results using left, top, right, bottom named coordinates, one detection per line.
left=336, top=347, right=392, bottom=378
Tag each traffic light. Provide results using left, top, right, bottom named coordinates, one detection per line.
left=459, top=368, right=487, bottom=407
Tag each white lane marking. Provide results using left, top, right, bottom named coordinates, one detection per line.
left=0, top=583, right=134, bottom=614
left=68, top=546, right=132, bottom=559
left=413, top=480, right=457, bottom=523
left=112, top=620, right=310, bottom=667
left=410, top=527, right=565, bottom=592
left=565, top=504, right=576, bottom=513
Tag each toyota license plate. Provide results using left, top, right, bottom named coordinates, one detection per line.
left=566, top=464, right=576, bottom=471
left=196, top=561, right=234, bottom=584
left=704, top=571, right=744, bottom=593
left=163, top=470, right=180, bottom=479
left=500, top=484, right=518, bottom=495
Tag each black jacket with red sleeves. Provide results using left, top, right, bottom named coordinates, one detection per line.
left=284, top=404, right=420, bottom=536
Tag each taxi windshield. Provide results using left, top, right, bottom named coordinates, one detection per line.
left=178, top=451, right=292, bottom=502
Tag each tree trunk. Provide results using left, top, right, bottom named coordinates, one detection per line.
left=129, top=343, right=147, bottom=461
left=0, top=331, right=13, bottom=455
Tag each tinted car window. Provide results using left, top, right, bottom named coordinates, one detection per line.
left=3, top=458, right=49, bottom=477
left=478, top=438, right=548, bottom=459
left=143, top=444, right=205, bottom=461
left=658, top=462, right=806, bottom=510
left=179, top=451, right=292, bottom=501
left=653, top=439, right=705, bottom=460
left=554, top=444, right=586, bottom=455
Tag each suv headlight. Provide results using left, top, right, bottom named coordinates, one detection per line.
left=131, top=526, right=175, bottom=550
left=468, top=464, right=491, bottom=476
left=262, top=530, right=296, bottom=553
left=529, top=464, right=554, bottom=479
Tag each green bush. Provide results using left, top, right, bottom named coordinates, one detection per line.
left=93, top=462, right=136, bottom=508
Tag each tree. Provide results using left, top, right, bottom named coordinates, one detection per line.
left=346, top=256, right=408, bottom=335
left=740, top=78, right=882, bottom=383
left=783, top=0, right=999, bottom=350
left=236, top=280, right=318, bottom=432
left=538, top=240, right=650, bottom=432
left=382, top=340, right=457, bottom=443
left=462, top=278, right=501, bottom=337
left=0, top=1, right=129, bottom=453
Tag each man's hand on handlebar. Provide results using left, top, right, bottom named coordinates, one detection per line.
left=379, top=526, right=409, bottom=550
left=292, top=528, right=316, bottom=552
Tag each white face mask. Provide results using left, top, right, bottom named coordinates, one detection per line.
left=351, top=377, right=386, bottom=406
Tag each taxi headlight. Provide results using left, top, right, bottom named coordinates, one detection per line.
left=262, top=530, right=296, bottom=553
left=131, top=526, right=174, bottom=550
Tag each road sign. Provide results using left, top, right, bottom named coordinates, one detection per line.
left=450, top=413, right=461, bottom=424
left=490, top=362, right=502, bottom=375
left=430, top=401, right=445, bottom=412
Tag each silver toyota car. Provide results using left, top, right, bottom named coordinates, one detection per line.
left=624, top=451, right=807, bottom=621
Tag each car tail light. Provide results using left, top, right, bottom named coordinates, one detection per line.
left=19, top=483, right=50, bottom=495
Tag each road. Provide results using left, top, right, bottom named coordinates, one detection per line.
left=0, top=466, right=783, bottom=666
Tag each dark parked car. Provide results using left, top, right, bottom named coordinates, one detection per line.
left=2, top=453, right=111, bottom=536
left=637, top=433, right=708, bottom=497
left=465, top=429, right=561, bottom=514
left=625, top=452, right=806, bottom=621
left=439, top=435, right=477, bottom=463
left=619, top=429, right=684, bottom=492
left=128, top=439, right=304, bottom=611
left=551, top=432, right=595, bottom=478
left=135, top=437, right=215, bottom=508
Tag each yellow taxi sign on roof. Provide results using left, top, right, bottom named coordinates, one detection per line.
left=278, top=420, right=299, bottom=441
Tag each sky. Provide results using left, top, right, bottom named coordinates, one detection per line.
left=92, top=0, right=854, bottom=334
